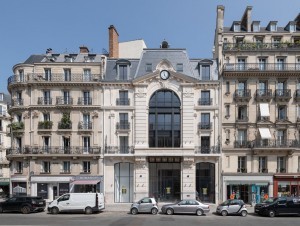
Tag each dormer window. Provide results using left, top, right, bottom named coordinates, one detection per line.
left=290, top=23, right=296, bottom=32
left=176, top=63, right=183, bottom=72
left=252, top=21, right=260, bottom=32
left=268, top=21, right=278, bottom=32
left=116, top=59, right=131, bottom=81
left=146, top=63, right=152, bottom=72
left=234, top=22, right=241, bottom=32
left=84, top=55, right=95, bottom=63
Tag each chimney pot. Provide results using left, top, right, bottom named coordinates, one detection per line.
left=108, top=25, right=119, bottom=58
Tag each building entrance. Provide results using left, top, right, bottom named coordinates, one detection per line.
left=149, top=160, right=181, bottom=202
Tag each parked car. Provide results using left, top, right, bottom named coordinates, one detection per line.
left=48, top=193, right=104, bottom=214
left=161, top=199, right=209, bottom=216
left=254, top=197, right=276, bottom=215
left=254, top=197, right=300, bottom=217
left=216, top=199, right=247, bottom=216
left=130, top=197, right=158, bottom=215
left=0, top=196, right=46, bottom=214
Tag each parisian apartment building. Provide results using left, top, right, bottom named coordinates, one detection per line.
left=214, top=6, right=300, bottom=204
left=0, top=93, right=10, bottom=196
left=6, top=25, right=220, bottom=203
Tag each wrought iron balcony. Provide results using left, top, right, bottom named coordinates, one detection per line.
left=234, top=89, right=251, bottom=102
left=78, top=121, right=92, bottom=130
left=223, top=42, right=300, bottom=52
left=116, top=122, right=130, bottom=130
left=198, top=98, right=212, bottom=106
left=253, top=139, right=298, bottom=148
left=116, top=98, right=130, bottom=106
left=11, top=98, right=23, bottom=106
left=274, top=89, right=291, bottom=102
left=236, top=115, right=248, bottom=122
left=194, top=146, right=220, bottom=154
left=56, top=97, right=73, bottom=105
left=223, top=63, right=300, bottom=72
left=257, top=116, right=270, bottom=121
left=276, top=168, right=286, bottom=173
left=259, top=168, right=268, bottom=173
left=104, top=146, right=134, bottom=154
left=234, top=140, right=251, bottom=148
left=10, top=122, right=24, bottom=132
left=198, top=122, right=212, bottom=130
left=255, top=89, right=273, bottom=102
left=37, top=97, right=52, bottom=105
left=276, top=115, right=288, bottom=121
left=6, top=146, right=101, bottom=156
left=58, top=122, right=72, bottom=130
left=38, top=121, right=53, bottom=130
left=237, top=168, right=247, bottom=173
left=294, top=89, right=300, bottom=102
left=78, top=97, right=92, bottom=105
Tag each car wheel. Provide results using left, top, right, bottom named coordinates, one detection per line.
left=241, top=210, right=247, bottom=217
left=131, top=208, right=138, bottom=215
left=268, top=210, right=275, bottom=218
left=151, top=208, right=158, bottom=215
left=51, top=207, right=59, bottom=215
left=196, top=209, right=204, bottom=216
left=85, top=207, right=93, bottom=214
left=21, top=206, right=30, bottom=214
left=166, top=208, right=174, bottom=215
left=221, top=210, right=228, bottom=216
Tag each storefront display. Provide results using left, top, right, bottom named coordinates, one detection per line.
left=274, top=175, right=300, bottom=197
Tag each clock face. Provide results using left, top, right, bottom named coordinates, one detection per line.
left=160, top=70, right=170, bottom=80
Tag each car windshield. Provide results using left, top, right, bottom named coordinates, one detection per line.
left=220, top=200, right=230, bottom=206
left=262, top=198, right=274, bottom=204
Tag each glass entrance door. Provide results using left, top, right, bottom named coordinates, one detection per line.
left=149, top=162, right=181, bottom=202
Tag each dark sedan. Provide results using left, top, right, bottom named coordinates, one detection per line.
left=0, top=196, right=46, bottom=214
left=161, top=199, right=210, bottom=216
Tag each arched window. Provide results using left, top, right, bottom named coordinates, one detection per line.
left=149, top=89, right=181, bottom=147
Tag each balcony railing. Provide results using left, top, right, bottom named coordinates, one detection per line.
left=234, top=89, right=251, bottom=102
left=10, top=122, right=24, bottom=131
left=198, top=98, right=212, bottom=106
left=234, top=140, right=250, bottom=148
left=274, top=89, right=291, bottom=102
left=194, top=146, right=220, bottom=154
left=78, top=121, right=92, bottom=130
left=198, top=122, right=212, bottom=130
left=255, top=89, right=273, bottom=102
left=223, top=42, right=300, bottom=51
left=276, top=168, right=286, bottom=173
left=56, top=97, right=73, bottom=105
left=6, top=146, right=101, bottom=155
left=223, top=63, right=300, bottom=72
left=237, top=168, right=247, bottom=173
left=116, top=98, right=130, bottom=106
left=116, top=122, right=130, bottom=130
left=11, top=98, right=23, bottom=106
left=37, top=97, right=52, bottom=105
left=259, top=168, right=268, bottom=173
left=257, top=116, right=270, bottom=121
left=8, top=73, right=102, bottom=85
left=104, top=146, right=134, bottom=154
left=78, top=97, right=92, bottom=105
left=295, top=89, right=300, bottom=102
left=236, top=115, right=248, bottom=122
left=253, top=139, right=298, bottom=148
left=58, top=122, right=72, bottom=130
left=38, top=121, right=53, bottom=129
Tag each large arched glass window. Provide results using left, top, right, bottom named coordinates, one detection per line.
left=149, top=89, right=181, bottom=147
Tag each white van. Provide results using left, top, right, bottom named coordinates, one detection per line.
left=48, top=193, right=104, bottom=214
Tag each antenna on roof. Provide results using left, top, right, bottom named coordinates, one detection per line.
left=102, top=48, right=109, bottom=55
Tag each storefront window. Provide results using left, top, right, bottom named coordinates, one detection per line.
left=37, top=183, right=48, bottom=199
left=114, top=162, right=133, bottom=203
left=59, top=183, right=69, bottom=196
left=196, top=162, right=215, bottom=203
left=12, top=182, right=27, bottom=196
left=278, top=181, right=291, bottom=197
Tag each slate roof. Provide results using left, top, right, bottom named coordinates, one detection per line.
left=223, top=27, right=300, bottom=33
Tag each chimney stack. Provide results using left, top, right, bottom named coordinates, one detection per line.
left=108, top=25, right=119, bottom=58
left=79, top=46, right=89, bottom=53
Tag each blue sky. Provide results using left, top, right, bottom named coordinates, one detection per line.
left=1, top=0, right=300, bottom=93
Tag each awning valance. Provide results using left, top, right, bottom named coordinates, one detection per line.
left=259, top=128, right=272, bottom=139
left=259, top=103, right=270, bottom=117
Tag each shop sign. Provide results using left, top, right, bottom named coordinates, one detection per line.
left=0, top=178, right=10, bottom=182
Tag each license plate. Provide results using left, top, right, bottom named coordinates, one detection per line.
left=39, top=202, right=44, bottom=205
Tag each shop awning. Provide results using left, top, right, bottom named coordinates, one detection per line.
left=259, top=128, right=272, bottom=139
left=0, top=181, right=9, bottom=186
left=259, top=103, right=270, bottom=117
left=70, top=180, right=100, bottom=185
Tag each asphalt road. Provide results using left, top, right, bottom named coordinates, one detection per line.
left=0, top=211, right=300, bottom=226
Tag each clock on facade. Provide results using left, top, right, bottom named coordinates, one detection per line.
left=160, top=70, right=170, bottom=80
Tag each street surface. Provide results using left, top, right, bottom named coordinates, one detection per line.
left=0, top=211, right=300, bottom=226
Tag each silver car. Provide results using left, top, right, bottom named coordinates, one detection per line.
left=216, top=199, right=248, bottom=217
left=161, top=199, right=210, bottom=216
left=130, top=197, right=158, bottom=215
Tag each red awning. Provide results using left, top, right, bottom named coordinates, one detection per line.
left=71, top=180, right=100, bottom=185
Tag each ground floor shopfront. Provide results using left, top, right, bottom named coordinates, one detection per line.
left=273, top=174, right=300, bottom=197
left=0, top=178, right=9, bottom=197
left=104, top=156, right=220, bottom=204
left=222, top=174, right=273, bottom=205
